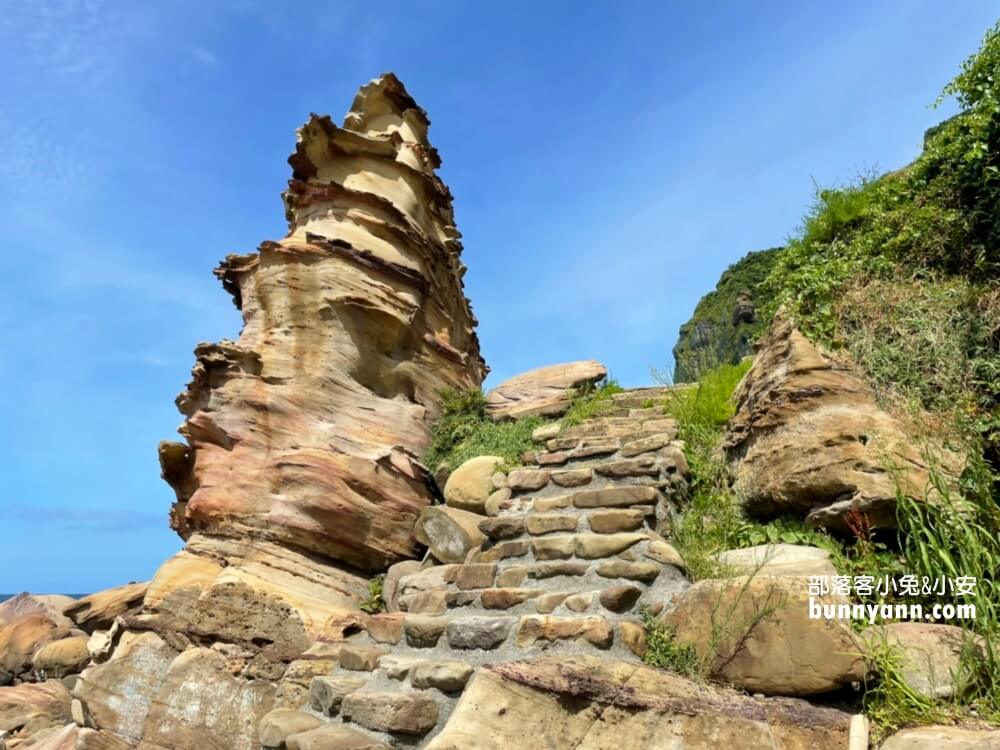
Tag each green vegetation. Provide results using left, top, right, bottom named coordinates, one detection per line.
left=640, top=606, right=700, bottom=677
left=423, top=388, right=545, bottom=471
left=672, top=247, right=783, bottom=383
left=560, top=378, right=624, bottom=427
left=359, top=575, right=385, bottom=614
left=424, top=379, right=622, bottom=472
left=760, top=23, right=1000, bottom=460
left=863, top=630, right=951, bottom=738
left=657, top=360, right=753, bottom=580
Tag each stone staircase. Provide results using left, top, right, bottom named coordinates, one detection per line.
left=269, top=386, right=691, bottom=749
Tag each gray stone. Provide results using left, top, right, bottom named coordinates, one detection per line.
left=446, top=616, right=512, bottom=650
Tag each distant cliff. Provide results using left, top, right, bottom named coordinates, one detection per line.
left=671, top=247, right=782, bottom=383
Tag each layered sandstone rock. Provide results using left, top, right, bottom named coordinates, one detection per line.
left=426, top=656, right=853, bottom=749
left=0, top=596, right=77, bottom=686
left=75, top=632, right=275, bottom=750
left=662, top=576, right=866, bottom=696
left=62, top=585, right=147, bottom=635
left=485, top=361, right=607, bottom=421
left=0, top=681, right=71, bottom=739
left=725, top=315, right=958, bottom=530
left=61, top=74, right=484, bottom=750
left=160, top=72, right=484, bottom=575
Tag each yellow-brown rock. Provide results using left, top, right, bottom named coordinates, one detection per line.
left=74, top=632, right=275, bottom=750
left=725, top=315, right=959, bottom=530
left=425, top=655, right=852, bottom=749
left=0, top=681, right=71, bottom=738
left=62, top=584, right=147, bottom=634
left=485, top=361, right=607, bottom=421
left=662, top=576, right=866, bottom=696
left=160, top=73, right=484, bottom=573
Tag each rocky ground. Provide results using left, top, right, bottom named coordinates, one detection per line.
left=1, top=73, right=996, bottom=750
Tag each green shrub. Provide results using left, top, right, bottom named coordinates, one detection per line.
left=640, top=606, right=701, bottom=677
left=423, top=388, right=545, bottom=471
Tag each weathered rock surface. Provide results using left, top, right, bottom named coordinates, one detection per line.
left=662, top=576, right=866, bottom=696
left=11, top=724, right=131, bottom=749
left=485, top=361, right=607, bottom=421
left=880, top=725, right=1000, bottom=749
left=74, top=632, right=275, bottom=750
left=864, top=623, right=983, bottom=700
left=425, top=655, right=852, bottom=749
left=0, top=596, right=75, bottom=630
left=31, top=638, right=90, bottom=680
left=714, top=544, right=837, bottom=578
left=725, top=315, right=958, bottom=530
left=160, top=72, right=484, bottom=574
left=63, top=584, right=147, bottom=634
left=0, top=681, right=71, bottom=739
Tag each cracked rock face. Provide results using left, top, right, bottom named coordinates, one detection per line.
left=160, top=73, right=485, bottom=574
left=724, top=315, right=960, bottom=530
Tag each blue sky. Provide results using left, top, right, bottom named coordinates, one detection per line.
left=1, top=1, right=995, bottom=593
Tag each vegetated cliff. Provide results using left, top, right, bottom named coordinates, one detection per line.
left=671, top=247, right=782, bottom=383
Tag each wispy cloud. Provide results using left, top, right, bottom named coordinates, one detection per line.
left=0, top=505, right=164, bottom=532
left=189, top=45, right=219, bottom=66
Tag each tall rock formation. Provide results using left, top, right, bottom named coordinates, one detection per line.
left=160, top=73, right=485, bottom=573
left=72, top=74, right=485, bottom=750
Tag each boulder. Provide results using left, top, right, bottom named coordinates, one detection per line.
left=160, top=72, right=485, bottom=572
left=864, top=623, right=983, bottom=700
left=0, top=614, right=70, bottom=685
left=880, top=726, right=1000, bottom=749
left=141, top=534, right=366, bottom=645
left=32, top=637, right=90, bottom=679
left=62, top=584, right=147, bottom=634
left=0, top=596, right=75, bottom=629
left=414, top=507, right=486, bottom=564
left=0, top=681, right=71, bottom=738
left=485, top=361, right=607, bottom=421
left=425, top=655, right=852, bottom=749
left=662, top=576, right=866, bottom=696
left=725, top=316, right=960, bottom=530
left=74, top=633, right=275, bottom=750
left=443, top=456, right=504, bottom=513
left=714, top=544, right=837, bottom=578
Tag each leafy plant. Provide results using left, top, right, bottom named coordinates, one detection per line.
left=359, top=575, right=385, bottom=614
left=640, top=606, right=701, bottom=677
left=423, top=387, right=546, bottom=472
